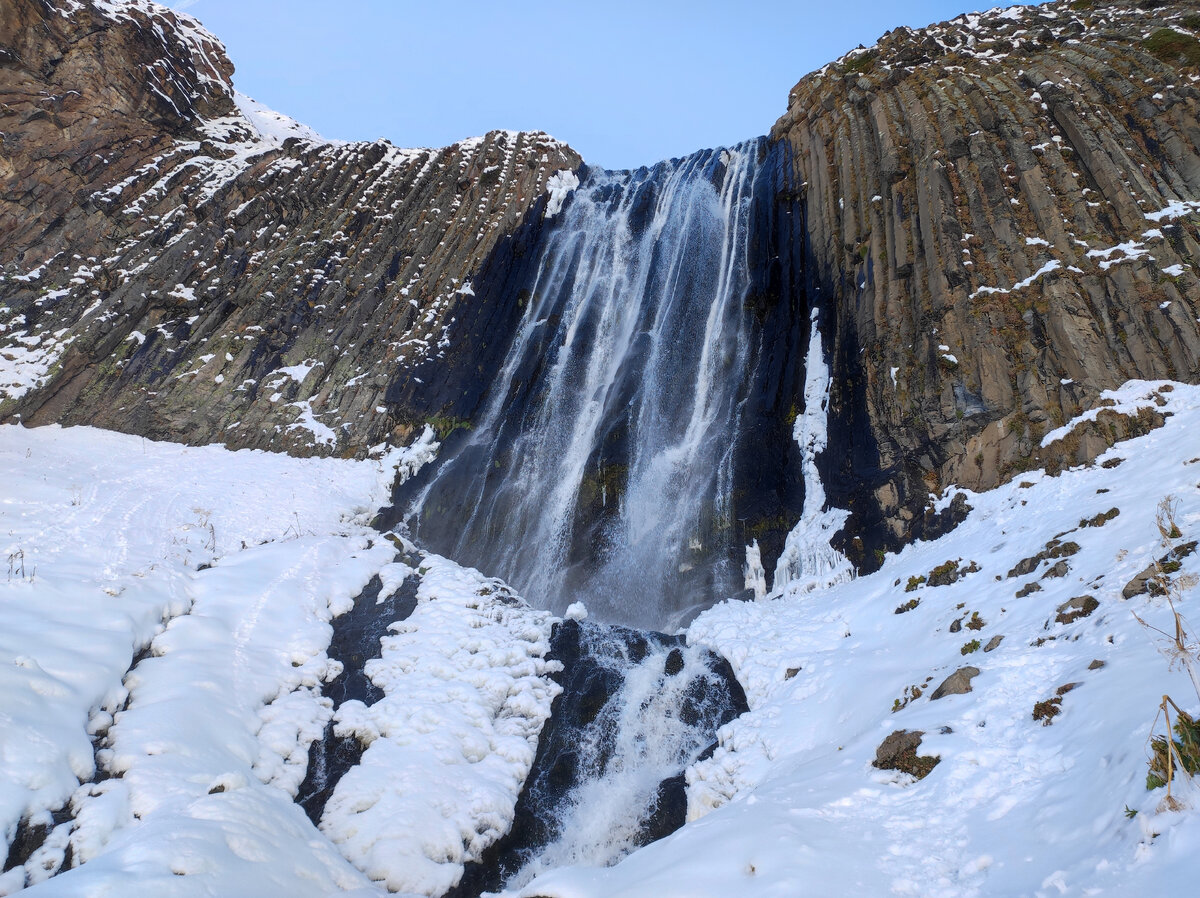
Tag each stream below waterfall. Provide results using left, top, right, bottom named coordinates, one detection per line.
left=448, top=618, right=748, bottom=896
left=300, top=568, right=748, bottom=898
left=307, top=138, right=810, bottom=894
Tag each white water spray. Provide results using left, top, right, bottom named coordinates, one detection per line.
left=506, top=629, right=737, bottom=890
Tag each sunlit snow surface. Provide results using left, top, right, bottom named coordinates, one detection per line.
left=6, top=381, right=1200, bottom=898
left=0, top=425, right=395, bottom=896
left=517, top=381, right=1200, bottom=897
left=234, top=92, right=334, bottom=148
left=0, top=425, right=549, bottom=897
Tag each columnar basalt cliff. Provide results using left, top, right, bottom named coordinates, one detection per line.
left=3, top=0, right=1200, bottom=577
left=0, top=0, right=580, bottom=456
left=775, top=0, right=1200, bottom=566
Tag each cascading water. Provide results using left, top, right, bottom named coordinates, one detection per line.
left=446, top=619, right=748, bottom=897
left=404, top=140, right=787, bottom=629
left=381, top=139, right=811, bottom=892
left=512, top=626, right=742, bottom=884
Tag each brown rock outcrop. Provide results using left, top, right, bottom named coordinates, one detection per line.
left=0, top=0, right=581, bottom=456
left=773, top=0, right=1200, bottom=564
left=930, top=666, right=980, bottom=700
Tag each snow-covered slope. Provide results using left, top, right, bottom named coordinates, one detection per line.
left=518, top=381, right=1200, bottom=897
left=0, top=425, right=404, bottom=895
left=234, top=92, right=335, bottom=148
left=0, top=423, right=572, bottom=898
left=6, top=381, right=1200, bottom=897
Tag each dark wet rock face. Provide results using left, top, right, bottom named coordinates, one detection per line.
left=447, top=618, right=748, bottom=897
left=2, top=806, right=74, bottom=883
left=296, top=562, right=420, bottom=824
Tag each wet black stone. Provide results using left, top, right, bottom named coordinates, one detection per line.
left=577, top=673, right=620, bottom=727
left=664, top=647, right=685, bottom=676
left=637, top=773, right=688, bottom=847
left=295, top=563, right=420, bottom=824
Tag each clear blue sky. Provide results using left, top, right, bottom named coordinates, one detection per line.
left=166, top=0, right=1035, bottom=170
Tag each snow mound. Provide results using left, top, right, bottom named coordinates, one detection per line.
left=321, top=554, right=561, bottom=897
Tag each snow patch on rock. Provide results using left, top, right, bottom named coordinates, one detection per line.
left=545, top=169, right=581, bottom=217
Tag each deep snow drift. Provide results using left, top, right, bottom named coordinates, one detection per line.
left=4, top=381, right=1200, bottom=897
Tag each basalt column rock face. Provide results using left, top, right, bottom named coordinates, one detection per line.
left=774, top=0, right=1200, bottom=567
left=0, top=0, right=581, bottom=456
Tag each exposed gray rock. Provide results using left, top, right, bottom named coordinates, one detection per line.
left=872, top=729, right=940, bottom=779
left=1122, top=540, right=1198, bottom=598
left=930, top=666, right=980, bottom=700
left=1122, top=565, right=1158, bottom=599
left=983, top=635, right=1004, bottom=653
left=874, top=729, right=923, bottom=764
left=1080, top=508, right=1120, bottom=528
left=1046, top=541, right=1080, bottom=560
left=1042, top=561, right=1070, bottom=580
left=1008, top=556, right=1041, bottom=579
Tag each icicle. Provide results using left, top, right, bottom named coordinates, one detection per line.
left=744, top=539, right=767, bottom=599
left=771, top=308, right=854, bottom=596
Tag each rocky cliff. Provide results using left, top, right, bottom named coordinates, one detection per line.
left=0, top=0, right=580, bottom=456
left=3, top=0, right=1200, bottom=569
left=775, top=0, right=1200, bottom=565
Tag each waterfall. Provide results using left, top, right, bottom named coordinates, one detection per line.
left=405, top=141, right=776, bottom=629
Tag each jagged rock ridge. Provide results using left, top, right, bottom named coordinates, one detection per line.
left=0, top=0, right=580, bottom=456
